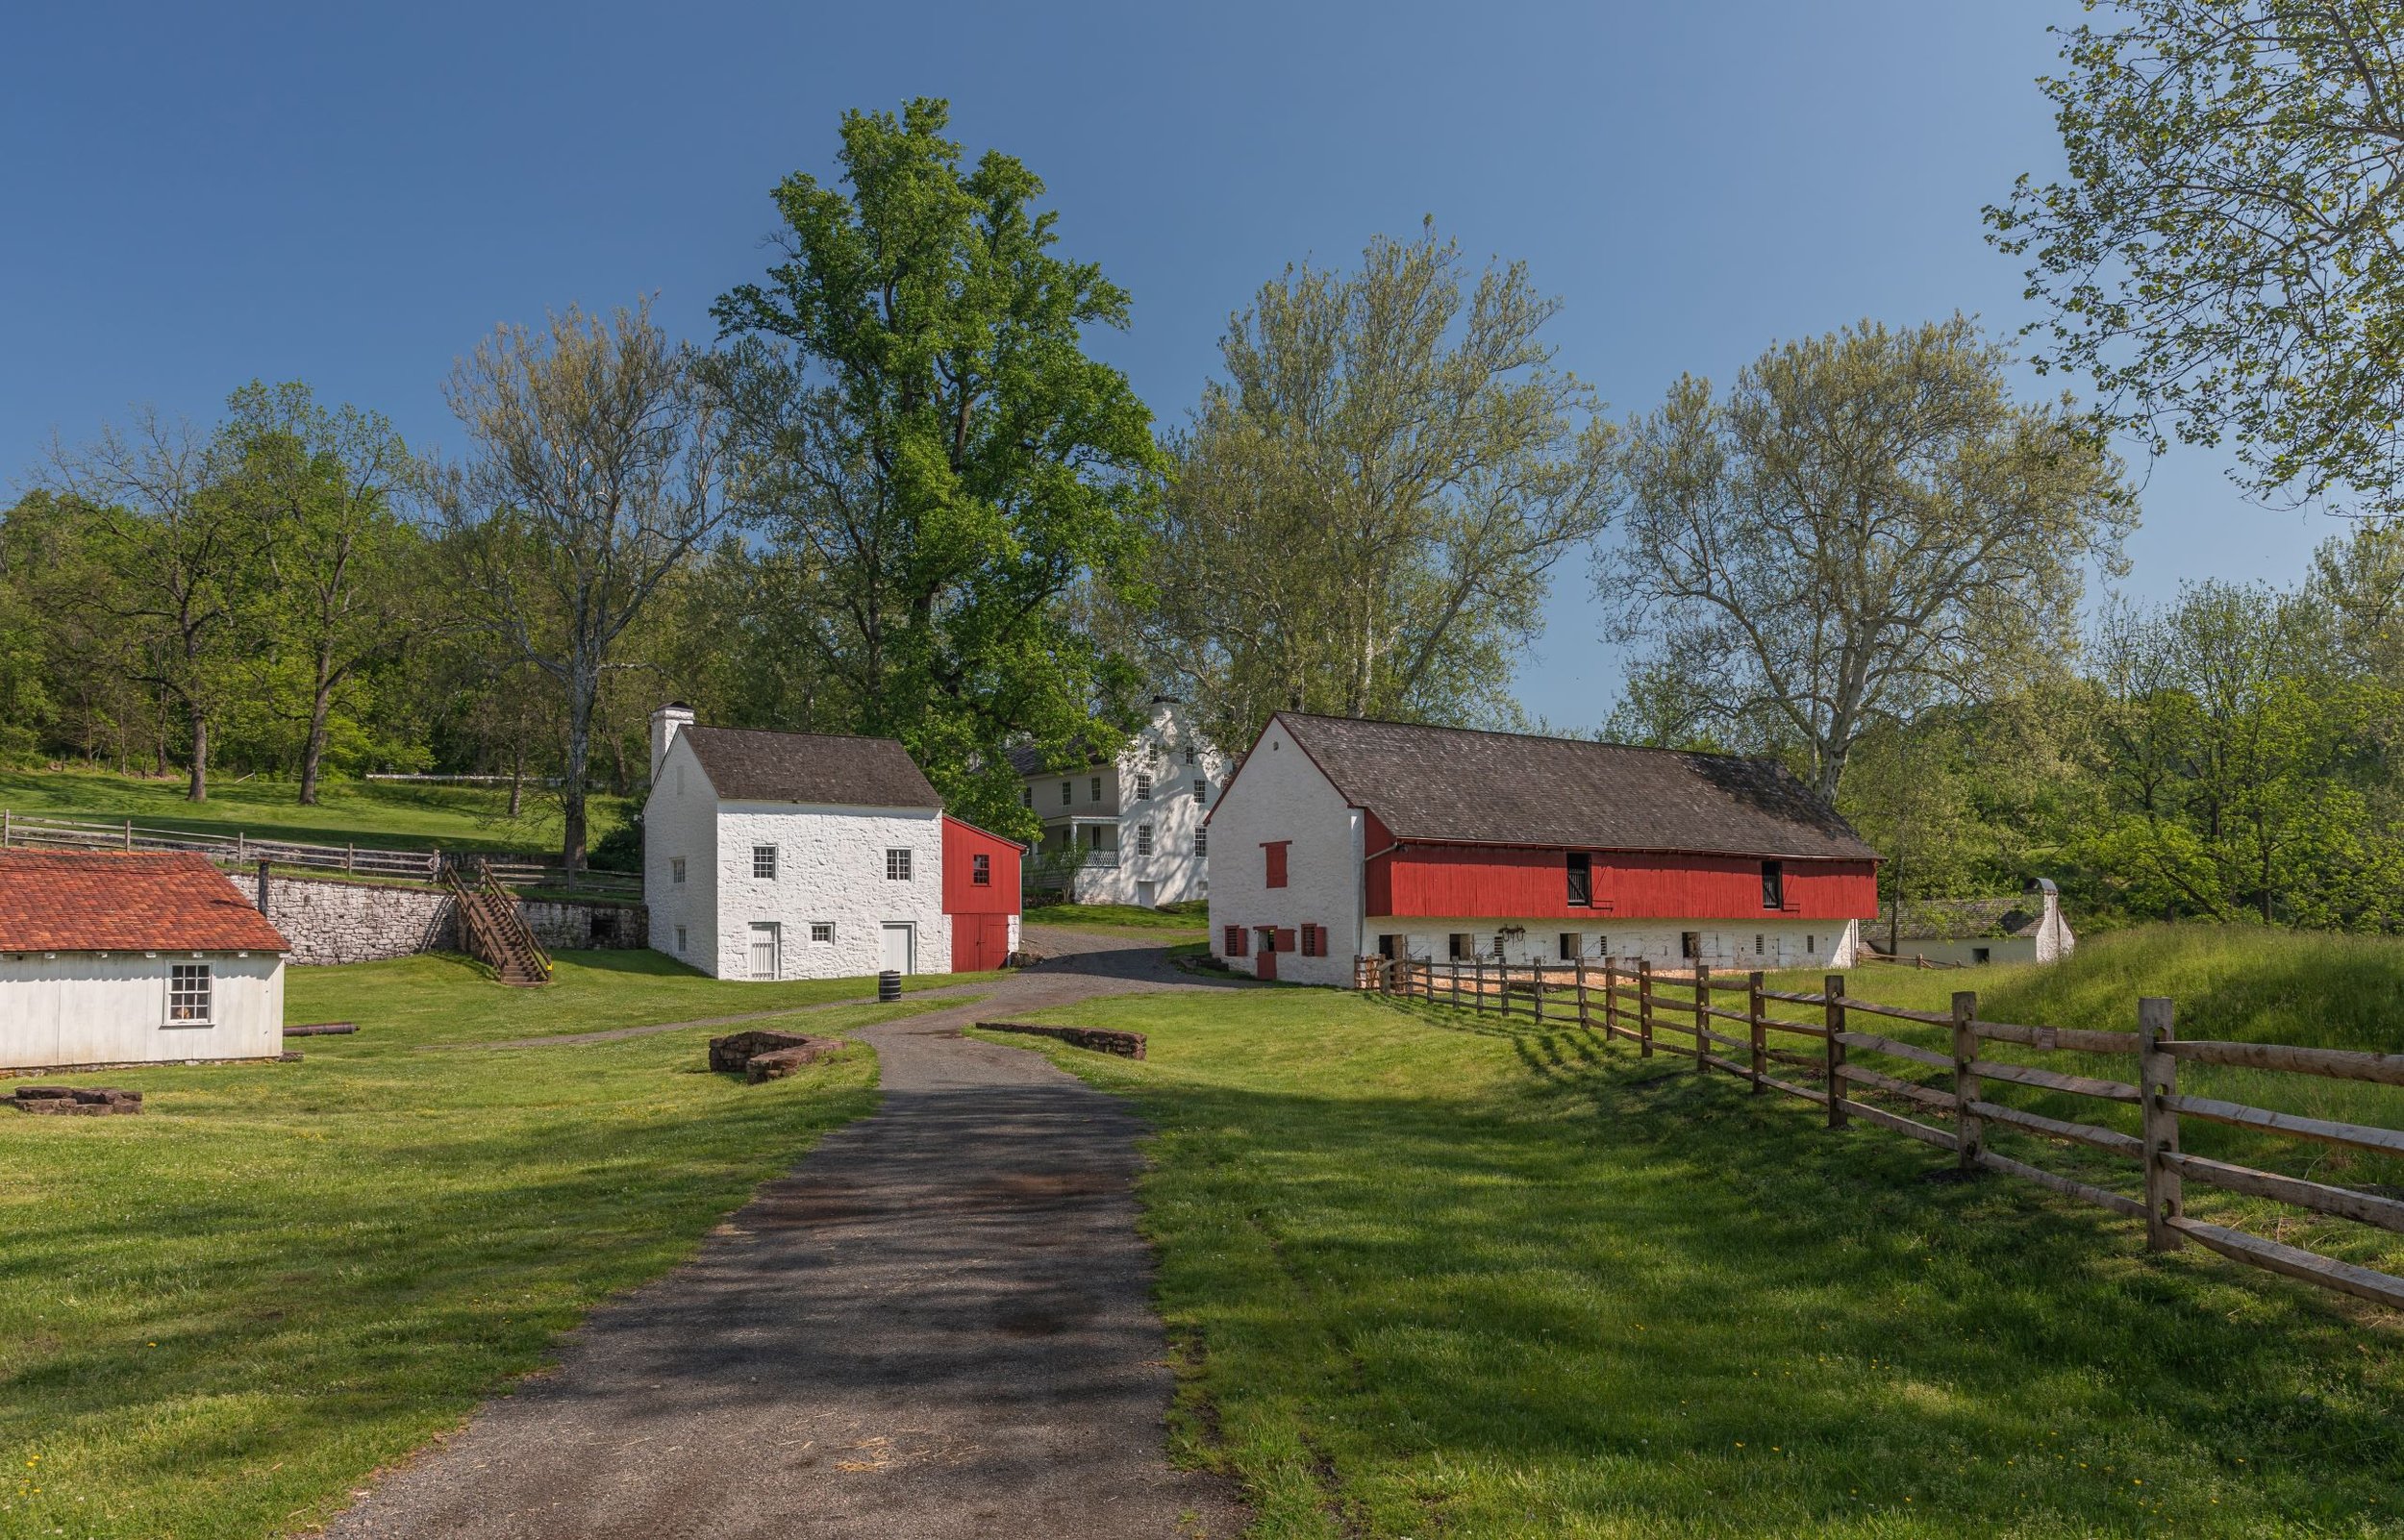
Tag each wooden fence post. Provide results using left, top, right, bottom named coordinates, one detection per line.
left=1535, top=960, right=1546, bottom=1025
left=1952, top=990, right=1981, bottom=1172
left=1694, top=962, right=1712, bottom=1073
left=1749, top=970, right=1766, bottom=1094
left=1601, top=956, right=1617, bottom=1039
left=124, top=818, right=134, bottom=852
left=1825, top=973, right=1847, bottom=1129
left=1452, top=959, right=1463, bottom=1011
left=3, top=808, right=11, bottom=847
left=1576, top=956, right=1590, bottom=1031
left=1639, top=959, right=1655, bottom=1057
left=1475, top=956, right=1486, bottom=1014
left=2139, top=996, right=2183, bottom=1252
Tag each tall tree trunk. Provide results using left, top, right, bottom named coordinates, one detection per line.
left=507, top=741, right=525, bottom=818
left=560, top=669, right=594, bottom=886
left=298, top=645, right=338, bottom=807
left=187, top=705, right=209, bottom=802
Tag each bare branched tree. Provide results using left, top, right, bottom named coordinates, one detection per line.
left=436, top=299, right=724, bottom=874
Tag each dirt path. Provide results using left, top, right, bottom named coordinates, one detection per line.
left=322, top=928, right=1253, bottom=1540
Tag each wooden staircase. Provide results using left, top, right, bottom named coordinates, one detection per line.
left=445, top=857, right=552, bottom=986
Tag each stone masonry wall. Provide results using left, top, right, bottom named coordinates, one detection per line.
left=229, top=871, right=647, bottom=966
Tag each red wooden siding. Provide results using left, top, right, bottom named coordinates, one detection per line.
left=1366, top=843, right=1877, bottom=920
left=954, top=913, right=1013, bottom=971
left=940, top=816, right=1022, bottom=916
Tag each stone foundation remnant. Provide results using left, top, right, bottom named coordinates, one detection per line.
left=707, top=1030, right=846, bottom=1082
left=14, top=1085, right=142, bottom=1115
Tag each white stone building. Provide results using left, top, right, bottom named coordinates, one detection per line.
left=0, top=851, right=288, bottom=1070
left=1010, top=697, right=1229, bottom=907
left=1863, top=879, right=2077, bottom=967
left=1206, top=713, right=1883, bottom=988
left=644, top=706, right=1020, bottom=981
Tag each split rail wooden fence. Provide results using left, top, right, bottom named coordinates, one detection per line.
left=1359, top=954, right=2404, bottom=1315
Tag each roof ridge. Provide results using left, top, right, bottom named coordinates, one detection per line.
left=1273, top=710, right=1788, bottom=769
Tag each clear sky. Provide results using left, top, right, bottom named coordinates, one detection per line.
left=0, top=1, right=2322, bottom=729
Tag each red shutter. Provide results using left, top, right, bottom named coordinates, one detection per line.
left=1224, top=925, right=1247, bottom=956
left=1265, top=841, right=1289, bottom=888
left=1275, top=927, right=1297, bottom=954
left=1300, top=923, right=1321, bottom=956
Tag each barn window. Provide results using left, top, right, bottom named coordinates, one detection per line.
left=1091, top=775, right=1103, bottom=803
left=753, top=845, right=778, bottom=880
left=1377, top=933, right=1399, bottom=959
left=1195, top=827, right=1209, bottom=857
left=1265, top=841, right=1289, bottom=888
left=1135, top=774, right=1153, bottom=801
left=1558, top=932, right=1580, bottom=961
left=1973, top=946, right=1991, bottom=965
left=1138, top=824, right=1154, bottom=857
left=886, top=849, right=914, bottom=882
left=1448, top=932, right=1473, bottom=960
left=1807, top=934, right=1816, bottom=954
left=972, top=853, right=991, bottom=886
left=671, top=857, right=687, bottom=884
left=811, top=922, right=835, bottom=943
left=1755, top=933, right=1765, bottom=956
left=1761, top=861, right=1785, bottom=909
left=1680, top=931, right=1701, bottom=959
left=1223, top=925, right=1248, bottom=956
left=167, top=963, right=212, bottom=1023
left=1566, top=853, right=1591, bottom=907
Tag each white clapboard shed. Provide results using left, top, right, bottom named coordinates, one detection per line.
left=0, top=850, right=290, bottom=1070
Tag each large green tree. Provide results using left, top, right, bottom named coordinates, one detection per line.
left=1141, top=225, right=1616, bottom=751
left=710, top=97, right=1158, bottom=835
left=1990, top=1, right=2404, bottom=513
left=1601, top=317, right=2134, bottom=802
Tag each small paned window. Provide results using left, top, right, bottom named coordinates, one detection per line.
left=1135, top=774, right=1152, bottom=801
left=1449, top=932, right=1472, bottom=960
left=1807, top=934, right=1817, bottom=954
left=671, top=857, right=687, bottom=884
left=1021, top=785, right=1033, bottom=807
left=1194, top=780, right=1210, bottom=804
left=886, top=849, right=913, bottom=882
left=1062, top=780, right=1073, bottom=806
left=1138, top=825, right=1153, bottom=857
left=167, top=963, right=213, bottom=1023
left=1184, top=746, right=1196, bottom=765
left=1195, top=828, right=1209, bottom=857
left=1762, top=861, right=1785, bottom=909
left=674, top=925, right=688, bottom=954
left=972, top=853, right=991, bottom=886
left=753, top=845, right=778, bottom=880
left=812, top=922, right=835, bottom=943
left=1566, top=853, right=1592, bottom=907
left=1091, top=775, right=1103, bottom=802
left=1681, top=931, right=1701, bottom=959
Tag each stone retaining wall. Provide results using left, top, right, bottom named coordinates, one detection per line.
left=238, top=872, right=647, bottom=965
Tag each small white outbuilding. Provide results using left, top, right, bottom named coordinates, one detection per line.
left=0, top=850, right=290, bottom=1071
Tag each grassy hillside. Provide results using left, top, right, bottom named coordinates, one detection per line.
left=0, top=767, right=633, bottom=855
left=0, top=951, right=957, bottom=1540
left=992, top=929, right=2404, bottom=1537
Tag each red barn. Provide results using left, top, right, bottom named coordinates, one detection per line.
left=1205, top=713, right=1880, bottom=986
left=940, top=815, right=1024, bottom=972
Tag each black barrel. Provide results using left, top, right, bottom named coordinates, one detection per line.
left=877, top=969, right=902, bottom=1003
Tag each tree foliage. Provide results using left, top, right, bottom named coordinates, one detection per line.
left=710, top=96, right=1157, bottom=836
left=1990, top=1, right=2404, bottom=512
left=1140, top=226, right=1615, bottom=752
left=1602, top=317, right=2133, bottom=801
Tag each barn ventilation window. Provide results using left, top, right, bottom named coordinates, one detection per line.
left=167, top=963, right=213, bottom=1023
left=1566, top=853, right=1591, bottom=907
left=886, top=849, right=914, bottom=882
left=972, top=853, right=991, bottom=886
left=1761, top=861, right=1785, bottom=909
left=1378, top=933, right=1399, bottom=959
left=1755, top=933, right=1765, bottom=956
left=1448, top=932, right=1473, bottom=960
left=753, top=845, right=778, bottom=880
left=1559, top=932, right=1580, bottom=961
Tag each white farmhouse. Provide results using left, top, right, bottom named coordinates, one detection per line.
left=644, top=706, right=1023, bottom=980
left=0, top=851, right=288, bottom=1070
left=1010, top=697, right=1229, bottom=907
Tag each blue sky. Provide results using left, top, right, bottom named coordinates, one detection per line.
left=0, top=2, right=2316, bottom=728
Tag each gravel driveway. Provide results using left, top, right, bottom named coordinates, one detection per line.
left=320, top=927, right=1250, bottom=1540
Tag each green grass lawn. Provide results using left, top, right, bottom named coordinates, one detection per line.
left=0, top=766, right=633, bottom=856
left=1023, top=900, right=1209, bottom=934
left=0, top=952, right=942, bottom=1540
left=988, top=928, right=2404, bottom=1538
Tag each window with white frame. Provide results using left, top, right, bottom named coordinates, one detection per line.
left=886, top=848, right=914, bottom=882
left=1195, top=827, right=1209, bottom=857
left=1137, top=824, right=1153, bottom=857
left=753, top=845, right=778, bottom=880
left=671, top=857, right=687, bottom=883
left=1021, top=785, right=1033, bottom=807
left=1134, top=774, right=1152, bottom=801
left=1184, top=745, right=1195, bottom=765
left=1061, top=780, right=1072, bottom=806
left=167, top=962, right=213, bottom=1023
left=811, top=922, right=835, bottom=943
left=1090, top=775, right=1103, bottom=802
left=972, top=853, right=990, bottom=885
left=1194, top=779, right=1210, bottom=804
left=675, top=925, right=688, bottom=954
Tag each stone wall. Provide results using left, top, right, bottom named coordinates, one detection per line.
left=237, top=872, right=647, bottom=965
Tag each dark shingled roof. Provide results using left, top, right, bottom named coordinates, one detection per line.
left=1872, top=897, right=2046, bottom=942
left=1004, top=736, right=1108, bottom=778
left=682, top=726, right=940, bottom=809
left=1272, top=713, right=1878, bottom=860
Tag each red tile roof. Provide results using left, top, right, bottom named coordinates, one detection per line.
left=0, top=851, right=290, bottom=954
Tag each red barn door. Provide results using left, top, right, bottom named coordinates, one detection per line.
left=955, top=913, right=1011, bottom=971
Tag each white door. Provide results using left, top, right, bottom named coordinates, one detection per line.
left=1137, top=880, right=1157, bottom=907
left=749, top=923, right=780, bottom=981
left=880, top=923, right=914, bottom=975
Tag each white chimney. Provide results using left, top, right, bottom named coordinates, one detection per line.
left=650, top=702, right=695, bottom=782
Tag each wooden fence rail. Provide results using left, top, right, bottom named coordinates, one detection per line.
left=1358, top=953, right=2404, bottom=1316
left=0, top=809, right=640, bottom=896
